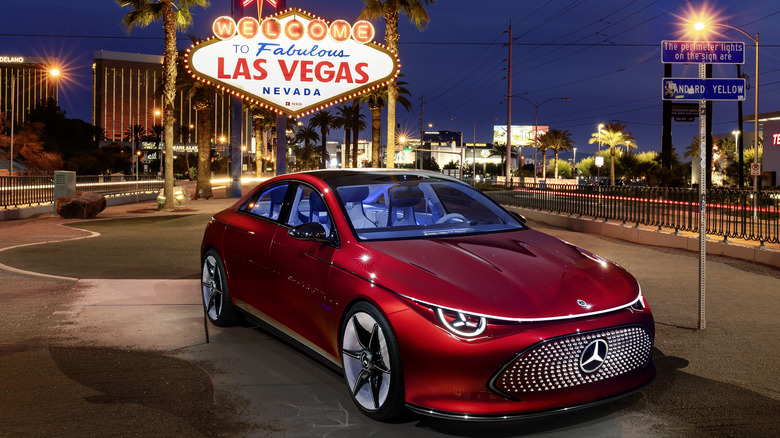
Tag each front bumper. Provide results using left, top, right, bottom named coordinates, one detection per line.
left=388, top=305, right=655, bottom=418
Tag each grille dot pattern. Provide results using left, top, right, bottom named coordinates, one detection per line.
left=492, top=326, right=652, bottom=396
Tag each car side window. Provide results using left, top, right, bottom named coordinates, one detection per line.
left=242, top=183, right=289, bottom=221
left=287, top=184, right=332, bottom=236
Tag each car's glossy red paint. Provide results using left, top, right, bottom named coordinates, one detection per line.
left=200, top=170, right=655, bottom=420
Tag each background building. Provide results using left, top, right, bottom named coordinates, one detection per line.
left=92, top=50, right=234, bottom=153
left=1, top=55, right=60, bottom=125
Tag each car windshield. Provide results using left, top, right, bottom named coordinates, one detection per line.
left=328, top=173, right=524, bottom=241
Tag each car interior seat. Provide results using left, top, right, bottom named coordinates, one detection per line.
left=338, top=186, right=376, bottom=229
left=387, top=186, right=423, bottom=226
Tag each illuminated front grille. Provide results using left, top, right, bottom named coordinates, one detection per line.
left=491, top=326, right=652, bottom=397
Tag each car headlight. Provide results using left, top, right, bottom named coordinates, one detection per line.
left=435, top=307, right=487, bottom=338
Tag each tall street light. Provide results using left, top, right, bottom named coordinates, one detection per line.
left=695, top=21, right=759, bottom=192
left=732, top=130, right=741, bottom=185
left=451, top=116, right=498, bottom=185
left=153, top=109, right=163, bottom=177
left=506, top=95, right=570, bottom=184
left=597, top=123, right=605, bottom=181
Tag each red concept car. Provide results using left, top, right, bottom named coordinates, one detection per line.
left=200, top=170, right=655, bottom=421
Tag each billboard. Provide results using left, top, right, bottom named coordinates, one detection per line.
left=493, top=125, right=549, bottom=147
left=764, top=120, right=780, bottom=184
left=186, top=9, right=399, bottom=116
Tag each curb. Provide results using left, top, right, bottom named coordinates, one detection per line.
left=0, top=193, right=158, bottom=221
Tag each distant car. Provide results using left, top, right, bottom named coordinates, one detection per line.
left=200, top=169, right=655, bottom=421
left=588, top=178, right=625, bottom=187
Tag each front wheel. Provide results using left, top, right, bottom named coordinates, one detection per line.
left=201, top=249, right=238, bottom=327
left=340, top=302, right=405, bottom=421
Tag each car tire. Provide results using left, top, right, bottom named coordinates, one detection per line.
left=201, top=249, right=239, bottom=327
left=340, top=302, right=405, bottom=421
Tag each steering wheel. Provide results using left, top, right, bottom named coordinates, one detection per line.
left=436, top=213, right=468, bottom=224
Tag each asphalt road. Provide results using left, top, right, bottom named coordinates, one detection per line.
left=0, top=197, right=777, bottom=437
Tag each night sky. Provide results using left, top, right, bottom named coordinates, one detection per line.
left=3, top=0, right=779, bottom=161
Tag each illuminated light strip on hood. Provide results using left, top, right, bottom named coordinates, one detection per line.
left=400, top=289, right=645, bottom=323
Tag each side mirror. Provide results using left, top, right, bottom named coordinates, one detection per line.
left=509, top=211, right=527, bottom=224
left=289, top=222, right=335, bottom=244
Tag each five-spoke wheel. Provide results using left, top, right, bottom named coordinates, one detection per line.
left=341, top=302, right=405, bottom=420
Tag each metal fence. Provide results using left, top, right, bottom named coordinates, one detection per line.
left=488, top=182, right=780, bottom=245
left=1, top=175, right=164, bottom=209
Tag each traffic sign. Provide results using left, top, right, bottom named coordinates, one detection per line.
left=750, top=163, right=761, bottom=176
left=661, top=41, right=745, bottom=64
left=662, top=78, right=746, bottom=101
left=671, top=102, right=698, bottom=122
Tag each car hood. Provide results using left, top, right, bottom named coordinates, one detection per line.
left=357, top=229, right=640, bottom=320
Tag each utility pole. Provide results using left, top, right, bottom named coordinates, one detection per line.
left=737, top=65, right=745, bottom=188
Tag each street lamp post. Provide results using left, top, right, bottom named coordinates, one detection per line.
left=451, top=117, right=498, bottom=185
left=505, top=96, right=570, bottom=185
left=573, top=147, right=577, bottom=182
left=732, top=130, right=741, bottom=185
left=597, top=123, right=604, bottom=181
left=695, top=21, right=759, bottom=192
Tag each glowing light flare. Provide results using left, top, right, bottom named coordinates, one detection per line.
left=672, top=3, right=731, bottom=41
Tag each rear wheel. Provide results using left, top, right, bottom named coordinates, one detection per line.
left=201, top=250, right=238, bottom=326
left=340, top=302, right=405, bottom=421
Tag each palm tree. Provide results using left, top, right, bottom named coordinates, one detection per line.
left=537, top=129, right=574, bottom=179
left=171, top=45, right=217, bottom=198
left=334, top=104, right=357, bottom=167
left=117, top=0, right=209, bottom=210
left=123, top=124, right=146, bottom=149
left=246, top=104, right=276, bottom=177
left=350, top=103, right=367, bottom=168
left=356, top=76, right=413, bottom=167
left=715, top=137, right=736, bottom=184
left=588, top=121, right=636, bottom=186
left=293, top=125, right=320, bottom=171
left=685, top=136, right=701, bottom=160
left=310, top=110, right=336, bottom=169
left=488, top=144, right=517, bottom=176
left=360, top=0, right=434, bottom=168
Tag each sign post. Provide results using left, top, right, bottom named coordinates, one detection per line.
left=661, top=40, right=746, bottom=330
left=697, top=62, right=707, bottom=330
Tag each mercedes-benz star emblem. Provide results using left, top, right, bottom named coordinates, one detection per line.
left=579, top=339, right=608, bottom=373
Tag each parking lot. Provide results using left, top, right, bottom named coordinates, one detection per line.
left=0, top=195, right=778, bottom=437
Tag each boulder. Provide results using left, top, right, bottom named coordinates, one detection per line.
left=56, top=191, right=107, bottom=219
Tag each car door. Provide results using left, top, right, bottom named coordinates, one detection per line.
left=221, top=183, right=290, bottom=311
left=264, top=183, right=337, bottom=358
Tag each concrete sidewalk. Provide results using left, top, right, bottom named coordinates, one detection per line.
left=0, top=186, right=778, bottom=437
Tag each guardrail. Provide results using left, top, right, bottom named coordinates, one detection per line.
left=1, top=175, right=164, bottom=209
left=488, top=182, right=780, bottom=245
